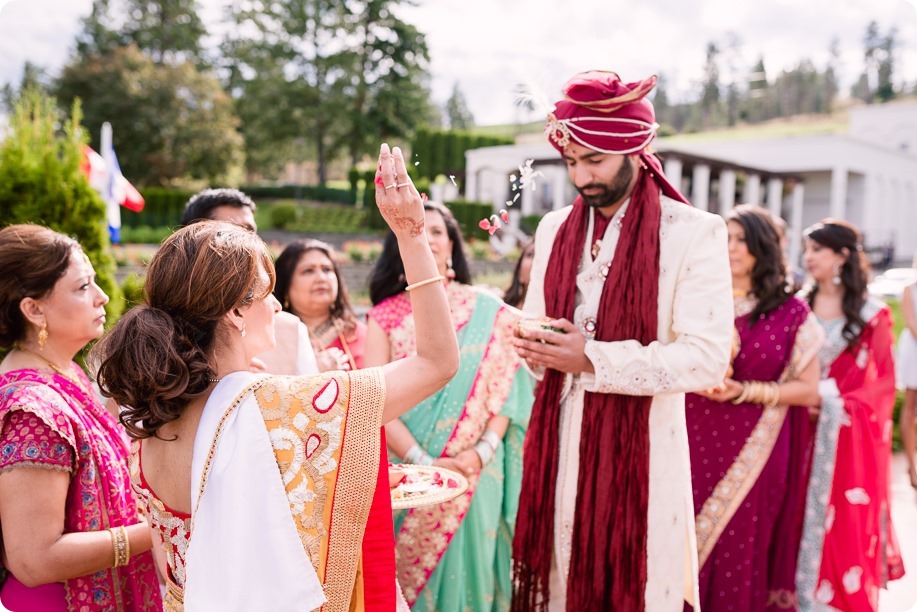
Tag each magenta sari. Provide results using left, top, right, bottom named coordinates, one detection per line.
left=686, top=296, right=820, bottom=611
left=0, top=368, right=161, bottom=612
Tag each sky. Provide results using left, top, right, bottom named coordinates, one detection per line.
left=1, top=0, right=916, bottom=126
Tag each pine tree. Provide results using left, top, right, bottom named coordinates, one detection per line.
left=444, top=82, right=475, bottom=130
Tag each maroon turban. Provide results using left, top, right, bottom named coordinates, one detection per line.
left=545, top=71, right=659, bottom=155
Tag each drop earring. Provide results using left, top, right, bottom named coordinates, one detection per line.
left=446, top=257, right=455, bottom=281
left=241, top=322, right=247, bottom=338
left=38, top=321, right=48, bottom=350
left=832, top=262, right=842, bottom=286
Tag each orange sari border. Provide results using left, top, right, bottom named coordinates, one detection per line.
left=695, top=404, right=789, bottom=567
left=256, top=370, right=385, bottom=612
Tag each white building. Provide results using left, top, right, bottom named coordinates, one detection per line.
left=465, top=100, right=917, bottom=266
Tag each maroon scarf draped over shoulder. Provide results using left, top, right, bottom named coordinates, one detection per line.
left=512, top=152, right=687, bottom=611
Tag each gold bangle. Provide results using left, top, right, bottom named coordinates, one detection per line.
left=731, top=382, right=750, bottom=405
left=405, top=275, right=446, bottom=292
left=109, top=527, right=122, bottom=568
left=765, top=381, right=781, bottom=408
left=109, top=526, right=130, bottom=568
left=121, top=526, right=131, bottom=566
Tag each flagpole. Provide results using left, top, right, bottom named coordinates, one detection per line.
left=101, top=122, right=121, bottom=243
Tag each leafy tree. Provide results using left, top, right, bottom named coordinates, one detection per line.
left=1, top=61, right=50, bottom=112
left=720, top=33, right=744, bottom=127
left=54, top=45, right=243, bottom=186
left=444, top=82, right=474, bottom=130
left=121, top=0, right=207, bottom=65
left=825, top=38, right=840, bottom=111
left=75, top=0, right=125, bottom=58
left=652, top=74, right=670, bottom=119
left=860, top=21, right=897, bottom=103
left=76, top=0, right=207, bottom=66
left=700, top=41, right=721, bottom=128
left=875, top=28, right=897, bottom=102
left=0, top=90, right=123, bottom=322
left=224, top=0, right=434, bottom=181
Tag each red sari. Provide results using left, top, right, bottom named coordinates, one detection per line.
left=797, top=302, right=905, bottom=611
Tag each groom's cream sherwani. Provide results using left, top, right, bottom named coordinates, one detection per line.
left=523, top=194, right=733, bottom=611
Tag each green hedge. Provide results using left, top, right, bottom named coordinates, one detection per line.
left=122, top=187, right=193, bottom=228
left=409, top=129, right=513, bottom=183
left=448, top=200, right=493, bottom=240
left=263, top=201, right=369, bottom=234
left=521, top=214, right=545, bottom=235
left=120, top=225, right=174, bottom=244
left=240, top=184, right=354, bottom=205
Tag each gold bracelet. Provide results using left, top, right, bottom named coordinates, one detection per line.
left=108, top=527, right=121, bottom=568
left=765, top=381, right=781, bottom=408
left=405, top=275, right=446, bottom=292
left=731, top=382, right=750, bottom=405
left=121, top=526, right=131, bottom=566
left=109, top=526, right=130, bottom=568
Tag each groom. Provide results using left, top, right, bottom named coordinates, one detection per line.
left=511, top=70, right=733, bottom=611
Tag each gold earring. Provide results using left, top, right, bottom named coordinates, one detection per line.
left=38, top=321, right=48, bottom=350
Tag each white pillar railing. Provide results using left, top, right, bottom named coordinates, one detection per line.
left=692, top=164, right=711, bottom=212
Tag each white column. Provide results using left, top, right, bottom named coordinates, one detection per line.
left=691, top=164, right=711, bottom=212
left=664, top=157, right=683, bottom=188
left=830, top=167, right=848, bottom=219
left=520, top=173, right=536, bottom=216
left=788, top=182, right=805, bottom=269
left=552, top=166, right=568, bottom=211
left=767, top=178, right=783, bottom=217
left=719, top=169, right=737, bottom=216
left=745, top=174, right=762, bottom=206
left=464, top=164, right=478, bottom=202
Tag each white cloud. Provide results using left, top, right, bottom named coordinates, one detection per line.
left=0, top=0, right=92, bottom=88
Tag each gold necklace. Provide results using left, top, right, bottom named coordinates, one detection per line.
left=17, top=346, right=85, bottom=389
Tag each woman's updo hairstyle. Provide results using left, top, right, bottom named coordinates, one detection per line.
left=93, top=222, right=275, bottom=439
left=0, top=224, right=81, bottom=348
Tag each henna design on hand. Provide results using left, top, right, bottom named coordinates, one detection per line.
left=378, top=203, right=425, bottom=238
left=392, top=216, right=425, bottom=238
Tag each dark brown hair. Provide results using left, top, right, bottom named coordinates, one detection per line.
left=504, top=238, right=534, bottom=309
left=369, top=201, right=471, bottom=305
left=803, top=218, right=870, bottom=347
left=725, top=205, right=790, bottom=323
left=0, top=224, right=81, bottom=348
left=93, top=222, right=275, bottom=439
left=273, top=239, right=358, bottom=337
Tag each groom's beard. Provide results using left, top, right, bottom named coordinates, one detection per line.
left=577, top=158, right=634, bottom=209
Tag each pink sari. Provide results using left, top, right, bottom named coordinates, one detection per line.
left=0, top=368, right=161, bottom=612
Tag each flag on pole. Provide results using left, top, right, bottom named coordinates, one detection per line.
left=79, top=123, right=144, bottom=243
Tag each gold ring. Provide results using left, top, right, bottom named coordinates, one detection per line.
left=396, top=181, right=413, bottom=188
left=384, top=183, right=397, bottom=190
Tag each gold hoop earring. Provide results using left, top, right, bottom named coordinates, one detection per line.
left=38, top=321, right=48, bottom=350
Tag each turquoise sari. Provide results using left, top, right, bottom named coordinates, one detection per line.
left=370, top=283, right=533, bottom=611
